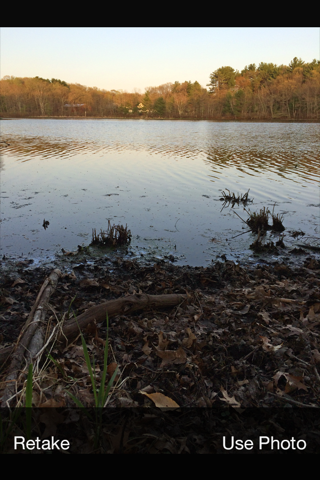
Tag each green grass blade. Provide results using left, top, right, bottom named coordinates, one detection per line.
left=25, top=364, right=33, bottom=408
left=80, top=331, right=98, bottom=406
left=102, top=367, right=118, bottom=406
left=25, top=363, right=33, bottom=439
left=66, top=390, right=85, bottom=409
left=97, top=314, right=110, bottom=407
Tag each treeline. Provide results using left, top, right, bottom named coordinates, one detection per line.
left=1, top=58, right=319, bottom=120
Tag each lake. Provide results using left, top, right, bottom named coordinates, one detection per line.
left=1, top=119, right=319, bottom=267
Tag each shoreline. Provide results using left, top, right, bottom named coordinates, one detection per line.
left=1, top=116, right=319, bottom=123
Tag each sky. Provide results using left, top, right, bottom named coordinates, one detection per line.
left=1, top=27, right=319, bottom=92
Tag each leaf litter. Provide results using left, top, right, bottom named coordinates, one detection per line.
left=1, top=254, right=320, bottom=452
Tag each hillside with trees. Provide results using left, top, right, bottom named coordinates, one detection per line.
left=1, top=58, right=319, bottom=120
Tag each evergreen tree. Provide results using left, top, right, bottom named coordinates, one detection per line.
left=153, top=96, right=166, bottom=116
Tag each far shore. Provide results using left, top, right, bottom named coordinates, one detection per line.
left=1, top=116, right=319, bottom=123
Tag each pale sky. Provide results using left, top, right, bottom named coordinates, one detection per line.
left=1, top=27, right=319, bottom=92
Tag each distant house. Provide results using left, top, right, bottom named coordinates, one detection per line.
left=64, top=104, right=86, bottom=108
left=137, top=103, right=144, bottom=109
left=64, top=104, right=86, bottom=115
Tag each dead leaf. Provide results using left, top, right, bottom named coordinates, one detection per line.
left=234, top=304, right=250, bottom=315
left=182, top=328, right=196, bottom=348
left=156, top=346, right=187, bottom=367
left=139, top=391, right=180, bottom=408
left=39, top=409, right=65, bottom=438
left=2, top=296, right=18, bottom=305
left=220, top=386, right=241, bottom=407
left=307, top=305, right=320, bottom=322
left=258, top=311, right=271, bottom=324
left=39, top=398, right=65, bottom=408
left=260, top=336, right=283, bottom=352
left=272, top=371, right=308, bottom=392
left=142, top=339, right=152, bottom=356
left=12, top=278, right=26, bottom=287
left=61, top=248, right=76, bottom=256
left=107, top=362, right=119, bottom=381
left=284, top=374, right=308, bottom=393
left=311, top=349, right=320, bottom=365
left=157, top=331, right=169, bottom=351
left=80, top=278, right=99, bottom=287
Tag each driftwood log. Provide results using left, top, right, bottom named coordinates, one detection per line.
left=0, top=268, right=188, bottom=406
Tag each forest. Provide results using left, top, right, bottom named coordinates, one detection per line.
left=0, top=57, right=319, bottom=120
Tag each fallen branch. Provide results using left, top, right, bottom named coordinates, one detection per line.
left=1, top=269, right=61, bottom=406
left=0, top=270, right=187, bottom=406
left=61, top=293, right=188, bottom=340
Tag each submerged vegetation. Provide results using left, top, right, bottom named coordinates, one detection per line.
left=1, top=57, right=319, bottom=120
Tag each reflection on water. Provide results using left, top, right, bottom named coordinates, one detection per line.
left=1, top=119, right=319, bottom=266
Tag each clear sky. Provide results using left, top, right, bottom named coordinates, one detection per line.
left=1, top=27, right=319, bottom=92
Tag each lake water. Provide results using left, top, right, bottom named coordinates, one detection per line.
left=1, top=118, right=319, bottom=267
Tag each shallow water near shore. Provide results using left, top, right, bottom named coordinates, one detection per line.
left=1, top=118, right=320, bottom=269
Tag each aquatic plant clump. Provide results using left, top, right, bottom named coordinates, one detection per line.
left=246, top=207, right=270, bottom=233
left=244, top=205, right=285, bottom=233
left=220, top=188, right=253, bottom=209
left=91, top=221, right=132, bottom=247
left=271, top=207, right=285, bottom=232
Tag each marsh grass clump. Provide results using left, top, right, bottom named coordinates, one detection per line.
left=243, top=205, right=285, bottom=234
left=271, top=207, right=285, bottom=232
left=220, top=188, right=253, bottom=210
left=91, top=220, right=132, bottom=247
left=246, top=207, right=270, bottom=233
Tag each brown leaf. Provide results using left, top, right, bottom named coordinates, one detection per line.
left=2, top=296, right=18, bottom=305
left=284, top=374, right=308, bottom=393
left=233, top=304, right=250, bottom=315
left=139, top=391, right=180, bottom=408
left=39, top=398, right=65, bottom=408
left=12, top=278, right=26, bottom=287
left=80, top=278, right=99, bottom=287
left=142, top=340, right=152, bottom=356
left=39, top=409, right=65, bottom=438
left=311, top=349, right=320, bottom=365
left=156, top=346, right=187, bottom=367
left=107, top=362, right=119, bottom=381
left=307, top=305, right=320, bottom=322
left=272, top=371, right=308, bottom=392
left=220, top=386, right=241, bottom=407
left=260, top=336, right=283, bottom=352
left=157, top=331, right=169, bottom=351
left=182, top=328, right=196, bottom=348
left=61, top=249, right=76, bottom=256
left=258, top=311, right=271, bottom=324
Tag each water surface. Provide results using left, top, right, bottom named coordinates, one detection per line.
left=1, top=119, right=319, bottom=267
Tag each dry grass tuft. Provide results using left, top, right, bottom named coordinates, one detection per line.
left=91, top=221, right=132, bottom=247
